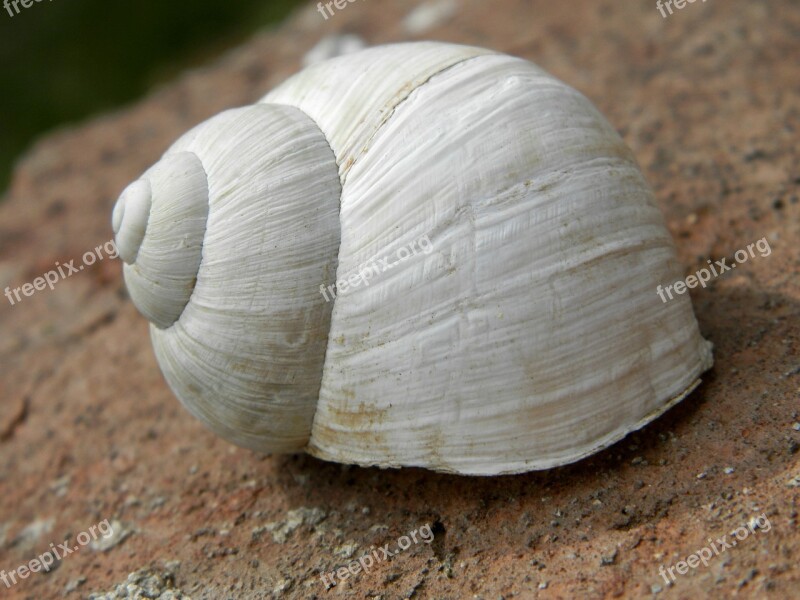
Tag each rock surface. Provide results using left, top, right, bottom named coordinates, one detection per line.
left=0, top=1, right=798, bottom=598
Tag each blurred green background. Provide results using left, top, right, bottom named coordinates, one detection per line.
left=0, top=0, right=306, bottom=196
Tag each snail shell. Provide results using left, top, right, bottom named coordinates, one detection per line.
left=112, top=42, right=713, bottom=475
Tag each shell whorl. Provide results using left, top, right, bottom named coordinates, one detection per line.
left=125, top=104, right=342, bottom=454
left=113, top=152, right=209, bottom=329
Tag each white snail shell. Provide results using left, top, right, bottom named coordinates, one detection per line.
left=113, top=42, right=713, bottom=475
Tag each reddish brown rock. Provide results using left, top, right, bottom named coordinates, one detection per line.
left=0, top=1, right=798, bottom=598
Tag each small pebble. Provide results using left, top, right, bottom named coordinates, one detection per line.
left=90, top=520, right=133, bottom=552
left=303, top=34, right=366, bottom=67
left=333, top=541, right=359, bottom=559
left=403, top=0, right=458, bottom=35
left=273, top=577, right=293, bottom=595
left=600, top=548, right=618, bottom=565
left=64, top=576, right=87, bottom=593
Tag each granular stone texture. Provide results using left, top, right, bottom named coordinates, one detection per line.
left=0, top=1, right=798, bottom=598
left=88, top=566, right=191, bottom=600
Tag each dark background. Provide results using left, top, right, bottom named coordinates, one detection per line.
left=0, top=0, right=304, bottom=195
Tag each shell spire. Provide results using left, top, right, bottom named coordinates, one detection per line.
left=113, top=152, right=209, bottom=329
